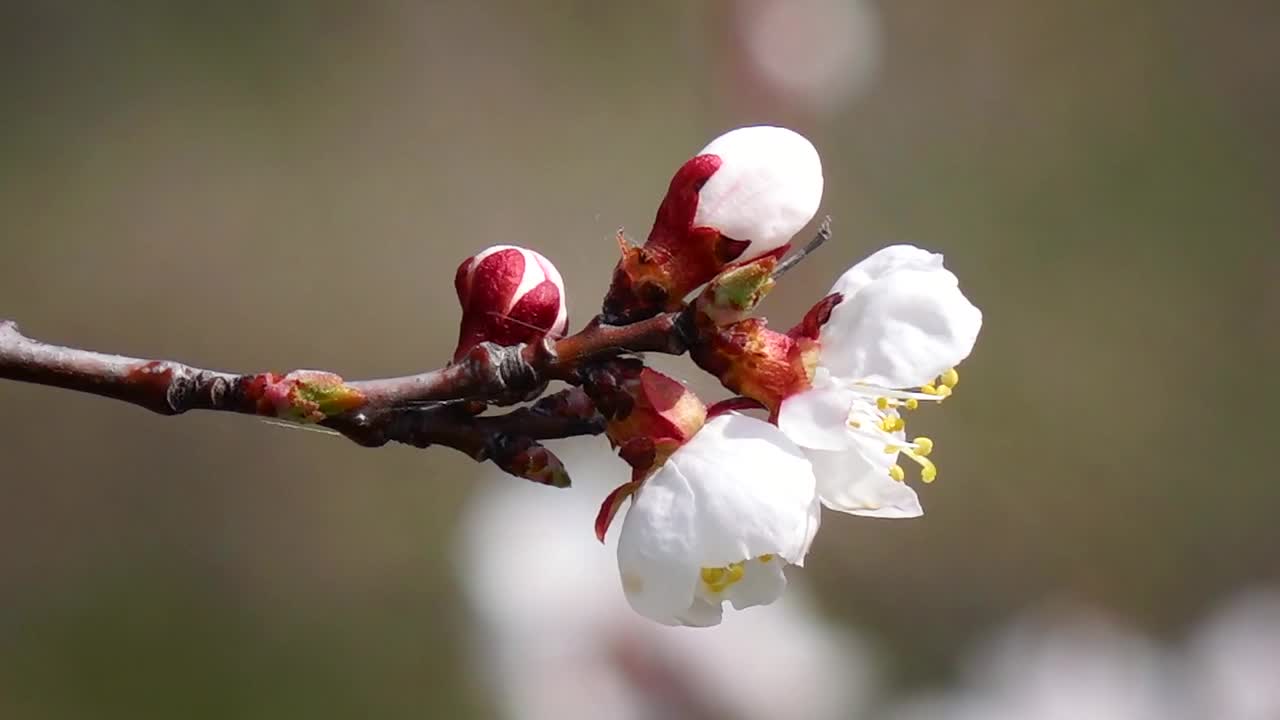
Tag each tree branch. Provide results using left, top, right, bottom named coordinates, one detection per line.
left=0, top=314, right=676, bottom=483
left=0, top=221, right=828, bottom=486
left=0, top=310, right=689, bottom=416
left=349, top=309, right=691, bottom=407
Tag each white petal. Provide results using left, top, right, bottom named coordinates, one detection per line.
left=777, top=386, right=859, bottom=451
left=670, top=413, right=820, bottom=566
left=820, top=267, right=982, bottom=388
left=799, top=493, right=822, bottom=567
left=724, top=558, right=789, bottom=611
left=693, top=126, right=823, bottom=260
left=828, top=244, right=944, bottom=300
left=806, top=447, right=923, bottom=519
left=616, top=468, right=702, bottom=626
left=677, top=597, right=726, bottom=628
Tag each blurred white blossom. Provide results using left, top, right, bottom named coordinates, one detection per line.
left=879, top=607, right=1185, bottom=720
left=730, top=0, right=883, bottom=114
left=1185, top=588, right=1280, bottom=720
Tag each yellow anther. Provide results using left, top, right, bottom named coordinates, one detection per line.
left=888, top=464, right=905, bottom=482
left=701, top=562, right=746, bottom=593
left=759, top=554, right=774, bottom=563
left=913, top=437, right=934, bottom=456
left=848, top=419, right=862, bottom=429
left=941, top=368, right=959, bottom=388
left=921, top=384, right=939, bottom=395
left=879, top=416, right=905, bottom=433
left=935, top=385, right=953, bottom=399
left=726, top=562, right=745, bottom=583
left=905, top=398, right=919, bottom=410
left=883, top=444, right=901, bottom=454
left=920, top=462, right=938, bottom=483
left=903, top=448, right=938, bottom=483
left=876, top=396, right=890, bottom=410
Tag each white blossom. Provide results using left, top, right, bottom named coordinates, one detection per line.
left=615, top=413, right=822, bottom=627
left=778, top=244, right=982, bottom=517
left=457, top=439, right=876, bottom=720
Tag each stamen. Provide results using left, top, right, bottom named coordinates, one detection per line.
left=700, top=567, right=726, bottom=586
left=912, top=436, right=934, bottom=456
left=921, top=384, right=939, bottom=395
left=905, top=398, right=919, bottom=410
left=935, top=385, right=953, bottom=399
left=888, top=464, right=905, bottom=482
left=879, top=416, right=905, bottom=433
left=700, top=561, right=746, bottom=593
left=876, top=396, right=890, bottom=410
left=903, top=449, right=938, bottom=483
left=941, top=368, right=959, bottom=388
left=760, top=554, right=774, bottom=563
left=831, top=380, right=946, bottom=404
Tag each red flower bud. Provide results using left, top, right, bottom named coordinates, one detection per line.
left=603, top=126, right=823, bottom=323
left=600, top=366, right=707, bottom=475
left=453, top=245, right=568, bottom=361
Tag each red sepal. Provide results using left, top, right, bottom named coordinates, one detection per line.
left=595, top=478, right=641, bottom=542
left=788, top=292, right=842, bottom=341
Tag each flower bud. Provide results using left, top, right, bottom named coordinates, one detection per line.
left=591, top=364, right=707, bottom=475
left=453, top=245, right=568, bottom=361
left=603, top=125, right=823, bottom=323
left=692, top=255, right=778, bottom=327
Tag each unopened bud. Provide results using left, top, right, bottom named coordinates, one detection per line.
left=694, top=256, right=778, bottom=327
left=603, top=125, right=823, bottom=322
left=453, top=245, right=568, bottom=361
left=594, top=366, right=707, bottom=475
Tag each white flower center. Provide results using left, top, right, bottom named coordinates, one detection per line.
left=836, top=367, right=961, bottom=484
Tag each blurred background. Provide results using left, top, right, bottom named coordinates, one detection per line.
left=1, top=1, right=1277, bottom=718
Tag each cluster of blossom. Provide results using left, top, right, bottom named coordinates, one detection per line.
left=452, top=125, right=983, bottom=627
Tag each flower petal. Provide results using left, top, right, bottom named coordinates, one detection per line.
left=806, top=447, right=923, bottom=519
left=678, top=597, right=725, bottom=627
left=693, top=126, right=824, bottom=260
left=820, top=267, right=982, bottom=388
left=827, top=244, right=945, bottom=300
left=670, top=413, right=820, bottom=567
left=724, top=558, right=789, bottom=611
left=777, top=385, right=858, bottom=451
left=616, top=469, right=701, bottom=626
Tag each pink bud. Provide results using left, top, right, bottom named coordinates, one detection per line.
left=453, top=245, right=568, bottom=361
left=603, top=125, right=823, bottom=323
